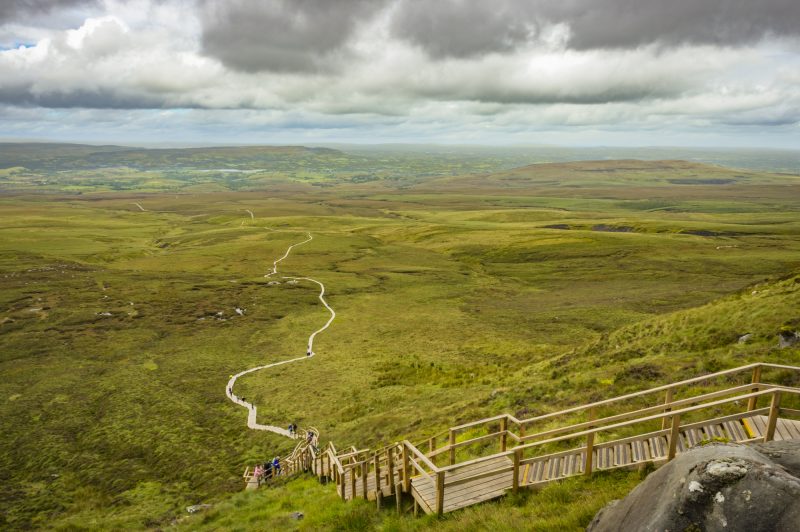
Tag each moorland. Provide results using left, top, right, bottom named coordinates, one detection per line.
left=1, top=144, right=799, bottom=530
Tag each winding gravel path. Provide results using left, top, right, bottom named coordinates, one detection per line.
left=226, top=216, right=335, bottom=439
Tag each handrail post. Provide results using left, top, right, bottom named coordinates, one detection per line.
left=436, top=470, right=445, bottom=517
left=361, top=461, right=368, bottom=499
left=661, top=387, right=674, bottom=430
left=339, top=466, right=346, bottom=501
left=500, top=417, right=508, bottom=452
left=428, top=436, right=436, bottom=454
left=747, top=365, right=762, bottom=411
left=585, top=406, right=596, bottom=476
left=512, top=448, right=521, bottom=493
left=374, top=455, right=381, bottom=498
left=667, top=414, right=681, bottom=461
left=402, top=443, right=411, bottom=493
left=584, top=432, right=594, bottom=477
left=350, top=466, right=356, bottom=500
left=765, top=391, right=782, bottom=442
left=387, top=448, right=395, bottom=495
left=448, top=430, right=456, bottom=465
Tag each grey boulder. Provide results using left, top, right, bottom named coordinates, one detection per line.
left=588, top=442, right=800, bottom=532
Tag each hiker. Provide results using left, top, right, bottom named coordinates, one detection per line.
left=253, top=464, right=263, bottom=486
left=306, top=431, right=314, bottom=444
left=272, top=456, right=281, bottom=476
left=306, top=348, right=311, bottom=357
left=264, top=460, right=272, bottom=480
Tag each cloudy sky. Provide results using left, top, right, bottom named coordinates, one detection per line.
left=1, top=0, right=799, bottom=147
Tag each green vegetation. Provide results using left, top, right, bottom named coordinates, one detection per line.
left=1, top=147, right=799, bottom=530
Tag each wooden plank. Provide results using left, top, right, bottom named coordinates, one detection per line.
left=780, top=418, right=800, bottom=439
left=441, top=474, right=514, bottom=504
left=532, top=460, right=545, bottom=482
left=749, top=415, right=767, bottom=437
left=774, top=419, right=792, bottom=441
left=631, top=441, right=643, bottom=463
left=684, top=428, right=701, bottom=447
left=445, top=465, right=515, bottom=488
left=445, top=457, right=511, bottom=483
left=674, top=431, right=686, bottom=451
left=563, top=454, right=575, bottom=476
left=648, top=436, right=666, bottom=458
left=414, top=467, right=512, bottom=500
left=416, top=471, right=514, bottom=512
left=723, top=420, right=746, bottom=441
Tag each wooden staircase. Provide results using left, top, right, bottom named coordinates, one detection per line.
left=274, top=363, right=800, bottom=516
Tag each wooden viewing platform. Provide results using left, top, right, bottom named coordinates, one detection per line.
left=270, top=363, right=800, bottom=517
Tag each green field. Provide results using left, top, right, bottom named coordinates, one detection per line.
left=1, top=150, right=800, bottom=530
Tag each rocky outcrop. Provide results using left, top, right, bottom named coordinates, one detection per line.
left=588, top=442, right=800, bottom=532
left=778, top=330, right=799, bottom=348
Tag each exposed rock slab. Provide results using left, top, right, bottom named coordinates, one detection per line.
left=588, top=442, right=800, bottom=532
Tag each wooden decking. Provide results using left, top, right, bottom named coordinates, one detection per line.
left=412, top=456, right=513, bottom=514
left=302, top=363, right=800, bottom=517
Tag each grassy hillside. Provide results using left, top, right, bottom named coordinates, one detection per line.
left=0, top=157, right=799, bottom=529
left=176, top=273, right=800, bottom=531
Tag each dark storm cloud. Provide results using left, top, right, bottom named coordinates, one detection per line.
left=389, top=1, right=535, bottom=58
left=197, top=0, right=800, bottom=71
left=199, top=0, right=388, bottom=73
left=0, top=0, right=97, bottom=23
left=392, top=0, right=800, bottom=57
left=0, top=85, right=179, bottom=109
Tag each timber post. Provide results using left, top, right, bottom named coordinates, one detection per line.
left=500, top=417, right=508, bottom=452
left=449, top=430, right=456, bottom=465
left=667, top=414, right=681, bottom=461
left=661, top=387, right=674, bottom=430
left=436, top=470, right=445, bottom=517
left=361, top=461, right=368, bottom=499
left=512, top=448, right=521, bottom=493
left=395, top=482, right=402, bottom=514
left=387, top=448, right=395, bottom=495
left=402, top=443, right=411, bottom=492
left=747, top=365, right=762, bottom=411
left=765, top=391, right=782, bottom=442
left=374, top=455, right=381, bottom=498
left=584, top=432, right=594, bottom=477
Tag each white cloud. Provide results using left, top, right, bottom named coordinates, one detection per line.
left=0, top=0, right=798, bottom=146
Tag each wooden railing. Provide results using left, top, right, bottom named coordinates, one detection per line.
left=281, top=363, right=800, bottom=516
left=437, top=362, right=799, bottom=464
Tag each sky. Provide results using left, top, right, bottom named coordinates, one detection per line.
left=0, top=0, right=799, bottom=148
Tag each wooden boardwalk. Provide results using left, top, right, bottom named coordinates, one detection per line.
left=298, top=363, right=800, bottom=517
left=409, top=415, right=800, bottom=513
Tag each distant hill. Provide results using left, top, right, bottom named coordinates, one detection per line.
left=421, top=159, right=794, bottom=190
left=0, top=143, right=346, bottom=171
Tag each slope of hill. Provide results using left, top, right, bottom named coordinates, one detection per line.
left=176, top=272, right=800, bottom=531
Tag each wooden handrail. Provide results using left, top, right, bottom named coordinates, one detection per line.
left=429, top=364, right=799, bottom=460
left=513, top=363, right=799, bottom=427
left=403, top=441, right=440, bottom=473
left=408, top=456, right=436, bottom=487
left=424, top=364, right=800, bottom=463
left=518, top=382, right=760, bottom=442
left=451, top=414, right=509, bottom=433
